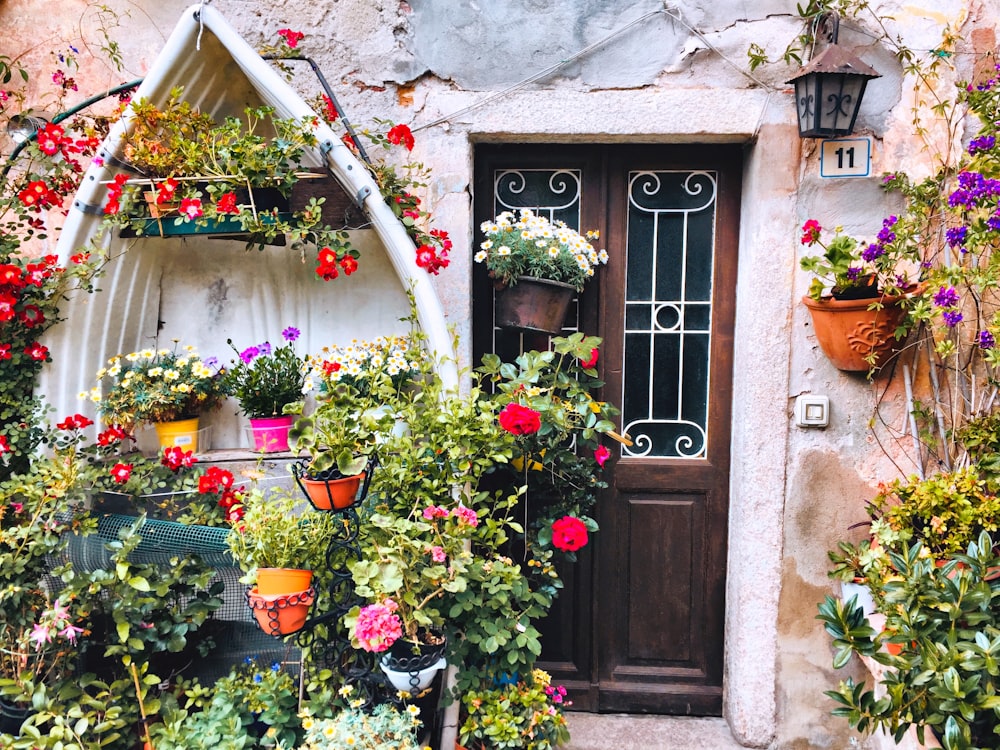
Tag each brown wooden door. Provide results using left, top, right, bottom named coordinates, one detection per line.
left=473, top=144, right=741, bottom=715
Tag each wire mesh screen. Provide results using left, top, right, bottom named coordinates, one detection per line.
left=54, top=513, right=300, bottom=682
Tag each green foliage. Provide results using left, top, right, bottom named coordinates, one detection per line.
left=871, top=468, right=1000, bottom=557
left=151, top=658, right=302, bottom=750
left=225, top=487, right=339, bottom=575
left=459, top=669, right=571, bottom=750
left=818, top=533, right=1000, bottom=749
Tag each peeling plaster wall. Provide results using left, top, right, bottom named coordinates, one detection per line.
left=9, top=1, right=1000, bottom=748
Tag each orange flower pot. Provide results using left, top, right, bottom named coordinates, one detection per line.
left=255, top=567, right=312, bottom=596
left=802, top=294, right=909, bottom=372
left=300, top=472, right=364, bottom=510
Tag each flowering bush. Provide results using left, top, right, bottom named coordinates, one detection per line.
left=344, top=502, right=480, bottom=650
left=459, top=669, right=571, bottom=750
left=222, top=325, right=307, bottom=418
left=85, top=343, right=224, bottom=429
left=475, top=209, right=608, bottom=292
left=799, top=217, right=918, bottom=300
left=310, top=334, right=425, bottom=401
left=479, top=333, right=621, bottom=558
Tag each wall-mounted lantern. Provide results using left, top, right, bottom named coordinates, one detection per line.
left=785, top=14, right=881, bottom=138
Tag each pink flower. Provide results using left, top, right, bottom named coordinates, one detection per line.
left=498, top=402, right=541, bottom=435
left=594, top=445, right=610, bottom=467
left=30, top=622, right=52, bottom=649
left=451, top=504, right=479, bottom=528
left=430, top=546, right=446, bottom=562
left=59, top=624, right=84, bottom=643
left=551, top=516, right=589, bottom=552
left=352, top=599, right=403, bottom=653
left=180, top=197, right=203, bottom=219
left=422, top=505, right=448, bottom=520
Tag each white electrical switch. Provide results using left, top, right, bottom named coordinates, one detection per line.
left=795, top=394, right=829, bottom=427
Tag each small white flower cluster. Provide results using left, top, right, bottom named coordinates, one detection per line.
left=312, top=335, right=424, bottom=387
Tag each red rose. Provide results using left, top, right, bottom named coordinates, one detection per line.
left=580, top=347, right=599, bottom=368
left=386, top=123, right=415, bottom=151
left=498, top=402, right=541, bottom=435
left=551, top=516, right=589, bottom=552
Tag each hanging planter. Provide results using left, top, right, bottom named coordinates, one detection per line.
left=255, top=567, right=313, bottom=597
left=291, top=457, right=375, bottom=512
left=379, top=635, right=448, bottom=693
left=246, top=586, right=316, bottom=637
left=494, top=276, right=575, bottom=335
left=802, top=293, right=909, bottom=372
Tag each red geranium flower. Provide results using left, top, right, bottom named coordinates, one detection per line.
left=498, top=402, right=542, bottom=435
left=551, top=516, right=589, bottom=552
left=110, top=463, right=133, bottom=484
left=339, top=256, right=359, bottom=275
left=215, top=191, right=239, bottom=214
left=277, top=28, right=304, bottom=48
left=24, top=342, right=48, bottom=361
left=800, top=219, right=822, bottom=246
left=386, top=123, right=415, bottom=152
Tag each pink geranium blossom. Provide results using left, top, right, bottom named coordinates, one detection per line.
left=351, top=599, right=403, bottom=652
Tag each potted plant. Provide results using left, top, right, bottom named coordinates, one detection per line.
left=222, top=325, right=307, bottom=452
left=289, top=335, right=425, bottom=510
left=475, top=209, right=608, bottom=334
left=102, top=86, right=359, bottom=263
left=343, top=503, right=481, bottom=690
left=226, top=487, right=338, bottom=635
left=85, top=342, right=224, bottom=452
left=458, top=669, right=571, bottom=750
left=798, top=219, right=919, bottom=372
left=297, top=702, right=424, bottom=750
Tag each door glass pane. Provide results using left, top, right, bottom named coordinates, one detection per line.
left=622, top=171, right=717, bottom=459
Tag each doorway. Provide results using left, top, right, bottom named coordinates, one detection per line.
left=473, top=143, right=742, bottom=714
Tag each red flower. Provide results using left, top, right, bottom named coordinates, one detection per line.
left=386, top=123, right=415, bottom=151
left=316, top=247, right=338, bottom=266
left=415, top=244, right=449, bottom=275
left=580, top=347, right=599, bottom=368
left=24, top=342, right=48, bottom=361
left=56, top=414, right=94, bottom=430
left=198, top=466, right=235, bottom=494
left=156, top=178, right=179, bottom=204
left=161, top=446, right=197, bottom=471
left=0, top=264, right=23, bottom=287
left=110, top=463, right=133, bottom=483
left=215, top=191, right=239, bottom=214
left=321, top=360, right=341, bottom=377
left=0, top=434, right=8, bottom=454
left=97, top=425, right=127, bottom=445
left=551, top=516, right=589, bottom=552
left=24, top=263, right=51, bottom=286
left=180, top=197, right=203, bottom=219
left=18, top=305, right=44, bottom=328
left=321, top=94, right=339, bottom=122
left=0, top=344, right=10, bottom=361
left=594, top=444, right=611, bottom=467
left=70, top=252, right=90, bottom=264
left=801, top=219, right=822, bottom=246
left=37, top=123, right=67, bottom=156
left=339, top=256, right=359, bottom=275
left=277, top=28, right=304, bottom=48
left=498, top=402, right=542, bottom=435
left=0, top=293, right=17, bottom=322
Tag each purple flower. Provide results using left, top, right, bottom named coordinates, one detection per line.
left=946, top=226, right=968, bottom=248
left=861, top=243, right=886, bottom=263
left=969, top=134, right=996, bottom=155
left=933, top=285, right=960, bottom=308
left=282, top=326, right=300, bottom=342
left=239, top=345, right=260, bottom=364
left=203, top=356, right=218, bottom=369
left=943, top=309, right=964, bottom=327
left=259, top=341, right=272, bottom=357
left=979, top=330, right=996, bottom=349
left=845, top=266, right=862, bottom=281
left=989, top=211, right=1000, bottom=232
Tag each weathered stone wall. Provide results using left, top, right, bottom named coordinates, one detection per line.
left=6, top=1, right=1000, bottom=748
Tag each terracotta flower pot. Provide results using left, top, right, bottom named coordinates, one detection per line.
left=802, top=293, right=909, bottom=372
left=299, top=472, right=365, bottom=510
left=246, top=586, right=315, bottom=636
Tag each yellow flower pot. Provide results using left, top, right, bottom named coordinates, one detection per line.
left=153, top=417, right=200, bottom=453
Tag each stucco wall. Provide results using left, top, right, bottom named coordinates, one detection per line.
left=8, top=1, right=1000, bottom=748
